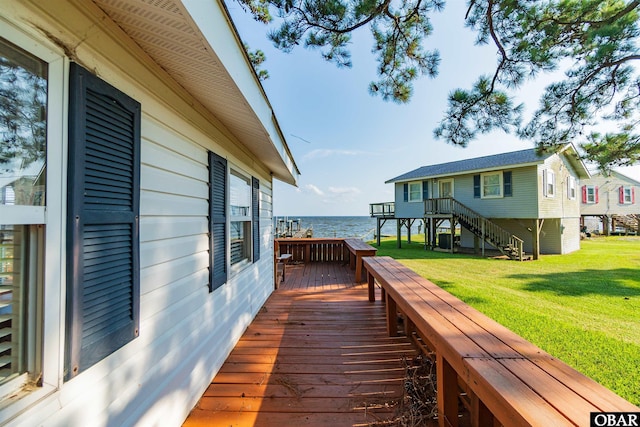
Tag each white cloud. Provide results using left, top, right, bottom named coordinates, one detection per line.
left=305, top=184, right=325, bottom=196
left=328, top=186, right=361, bottom=195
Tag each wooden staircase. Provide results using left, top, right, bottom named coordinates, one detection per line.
left=425, top=198, right=525, bottom=260
left=612, top=214, right=639, bottom=234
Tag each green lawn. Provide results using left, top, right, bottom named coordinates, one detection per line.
left=371, top=236, right=640, bottom=406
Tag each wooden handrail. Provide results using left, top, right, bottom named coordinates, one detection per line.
left=275, top=238, right=348, bottom=263
left=425, top=198, right=524, bottom=261
left=364, top=256, right=639, bottom=426
left=369, top=202, right=395, bottom=217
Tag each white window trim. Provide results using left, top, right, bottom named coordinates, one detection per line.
left=480, top=171, right=503, bottom=199
left=0, top=18, right=66, bottom=417
left=567, top=176, right=576, bottom=200
left=544, top=169, right=556, bottom=198
left=585, top=185, right=597, bottom=204
left=622, top=186, right=633, bottom=204
left=228, top=166, right=253, bottom=274
left=439, top=179, right=454, bottom=198
left=408, top=181, right=422, bottom=203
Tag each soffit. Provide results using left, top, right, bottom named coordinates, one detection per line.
left=90, top=0, right=298, bottom=184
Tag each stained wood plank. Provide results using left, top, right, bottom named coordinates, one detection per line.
left=185, top=409, right=395, bottom=426
left=203, top=383, right=404, bottom=399
left=363, top=256, right=640, bottom=427
left=463, top=358, right=575, bottom=427
left=183, top=263, right=414, bottom=427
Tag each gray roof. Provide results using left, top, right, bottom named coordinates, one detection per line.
left=386, top=148, right=556, bottom=183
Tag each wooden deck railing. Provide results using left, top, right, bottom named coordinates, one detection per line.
left=364, top=256, right=639, bottom=426
left=369, top=202, right=395, bottom=217
left=275, top=238, right=349, bottom=263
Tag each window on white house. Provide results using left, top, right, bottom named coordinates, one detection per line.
left=229, top=169, right=252, bottom=268
left=567, top=176, right=576, bottom=200
left=481, top=172, right=502, bottom=198
left=585, top=185, right=597, bottom=203
left=544, top=170, right=556, bottom=197
left=621, top=186, right=634, bottom=204
left=0, top=37, right=47, bottom=391
left=408, top=182, right=422, bottom=202
left=209, top=156, right=261, bottom=291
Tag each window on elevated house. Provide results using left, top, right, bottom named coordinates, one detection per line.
left=543, top=170, right=556, bottom=197
left=567, top=176, right=576, bottom=200
left=583, top=185, right=598, bottom=204
left=408, top=181, right=422, bottom=202
left=481, top=172, right=502, bottom=198
left=620, top=186, right=635, bottom=204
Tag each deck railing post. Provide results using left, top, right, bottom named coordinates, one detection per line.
left=437, top=354, right=459, bottom=427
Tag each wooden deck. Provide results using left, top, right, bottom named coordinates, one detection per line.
left=183, top=262, right=419, bottom=426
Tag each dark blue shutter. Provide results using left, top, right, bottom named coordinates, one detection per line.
left=66, top=63, right=140, bottom=380
left=209, top=152, right=227, bottom=291
left=252, top=177, right=260, bottom=262
left=422, top=181, right=429, bottom=200
left=503, top=171, right=512, bottom=197
left=473, top=175, right=481, bottom=198
left=403, top=183, right=408, bottom=202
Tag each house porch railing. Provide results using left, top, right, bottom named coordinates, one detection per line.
left=368, top=199, right=524, bottom=260
left=275, top=238, right=349, bottom=263
left=369, top=202, right=395, bottom=218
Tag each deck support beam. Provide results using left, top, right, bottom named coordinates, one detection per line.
left=532, top=219, right=543, bottom=260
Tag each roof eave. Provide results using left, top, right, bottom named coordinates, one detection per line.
left=558, top=143, right=590, bottom=179
left=385, top=160, right=545, bottom=184
left=182, top=0, right=300, bottom=185
left=93, top=0, right=300, bottom=185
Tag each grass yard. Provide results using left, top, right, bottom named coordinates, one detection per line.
left=371, top=235, right=640, bottom=406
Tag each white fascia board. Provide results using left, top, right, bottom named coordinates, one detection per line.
left=558, top=143, right=591, bottom=179
left=180, top=0, right=299, bottom=184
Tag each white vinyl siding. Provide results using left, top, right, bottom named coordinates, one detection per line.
left=452, top=168, right=538, bottom=219
left=0, top=4, right=278, bottom=427
left=539, top=156, right=581, bottom=219
left=395, top=183, right=426, bottom=218
left=580, top=172, right=640, bottom=217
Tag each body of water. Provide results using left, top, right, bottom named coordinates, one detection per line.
left=274, top=216, right=424, bottom=241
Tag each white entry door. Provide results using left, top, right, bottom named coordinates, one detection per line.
left=439, top=179, right=454, bottom=198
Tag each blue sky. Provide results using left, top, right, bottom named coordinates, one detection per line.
left=225, top=2, right=640, bottom=216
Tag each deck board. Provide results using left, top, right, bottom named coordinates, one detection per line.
left=183, top=263, right=417, bottom=426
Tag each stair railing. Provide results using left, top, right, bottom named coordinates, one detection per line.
left=424, top=197, right=524, bottom=260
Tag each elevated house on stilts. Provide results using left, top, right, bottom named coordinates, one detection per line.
left=370, top=144, right=590, bottom=260
left=579, top=171, right=640, bottom=235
